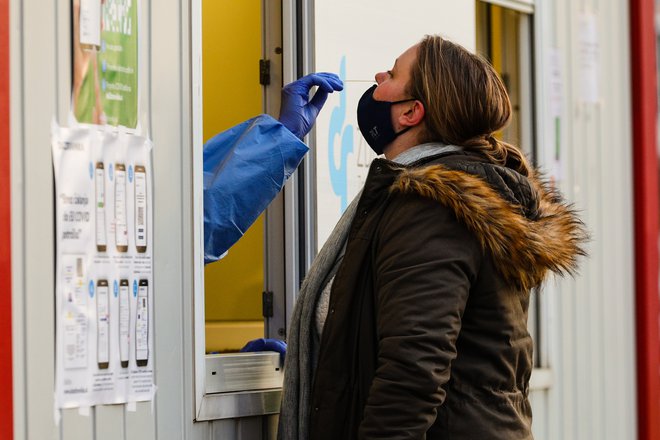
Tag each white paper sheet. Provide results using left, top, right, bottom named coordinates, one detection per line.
left=578, top=13, right=600, bottom=104
left=53, top=124, right=154, bottom=408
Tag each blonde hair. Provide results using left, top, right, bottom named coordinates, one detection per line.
left=408, top=35, right=532, bottom=177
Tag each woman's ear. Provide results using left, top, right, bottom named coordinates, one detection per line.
left=397, top=100, right=425, bottom=128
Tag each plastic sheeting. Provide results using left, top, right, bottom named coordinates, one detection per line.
left=204, top=114, right=308, bottom=264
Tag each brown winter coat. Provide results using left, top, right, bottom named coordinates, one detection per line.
left=308, top=151, right=586, bottom=440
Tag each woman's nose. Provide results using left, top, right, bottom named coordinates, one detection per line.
left=375, top=71, right=386, bottom=84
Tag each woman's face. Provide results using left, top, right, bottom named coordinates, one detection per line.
left=373, top=44, right=419, bottom=102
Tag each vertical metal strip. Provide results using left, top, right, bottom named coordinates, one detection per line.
left=0, top=0, right=13, bottom=439
left=282, top=0, right=301, bottom=327
left=262, top=0, right=287, bottom=343
left=295, top=0, right=307, bottom=282
left=630, top=0, right=660, bottom=438
left=191, top=0, right=206, bottom=420
left=300, top=0, right=317, bottom=273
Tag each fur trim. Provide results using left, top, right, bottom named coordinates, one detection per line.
left=391, top=165, right=588, bottom=291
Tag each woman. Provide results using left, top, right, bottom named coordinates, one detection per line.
left=279, top=35, right=587, bottom=440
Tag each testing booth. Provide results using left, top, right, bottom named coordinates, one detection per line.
left=7, top=0, right=640, bottom=439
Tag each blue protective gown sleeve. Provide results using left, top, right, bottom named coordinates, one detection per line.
left=203, top=114, right=308, bottom=265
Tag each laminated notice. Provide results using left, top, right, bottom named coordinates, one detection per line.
left=53, top=124, right=154, bottom=408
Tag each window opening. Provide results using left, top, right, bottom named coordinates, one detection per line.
left=476, top=1, right=543, bottom=368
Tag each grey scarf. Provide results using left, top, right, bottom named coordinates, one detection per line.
left=278, top=143, right=461, bottom=440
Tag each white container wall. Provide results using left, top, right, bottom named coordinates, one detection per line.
left=312, top=0, right=476, bottom=249
left=10, top=0, right=202, bottom=438
left=9, top=0, right=638, bottom=439
left=10, top=0, right=281, bottom=437
left=530, top=0, right=637, bottom=439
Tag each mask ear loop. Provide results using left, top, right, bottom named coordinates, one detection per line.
left=390, top=97, right=418, bottom=105
left=393, top=126, right=413, bottom=137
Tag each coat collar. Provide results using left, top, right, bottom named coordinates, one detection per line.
left=390, top=142, right=463, bottom=165
left=389, top=158, right=588, bottom=290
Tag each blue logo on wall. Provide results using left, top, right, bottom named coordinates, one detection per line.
left=328, top=56, right=354, bottom=212
left=113, top=280, right=119, bottom=297
left=89, top=280, right=95, bottom=298
left=133, top=279, right=138, bottom=298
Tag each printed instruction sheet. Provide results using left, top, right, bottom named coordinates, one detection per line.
left=53, top=124, right=154, bottom=408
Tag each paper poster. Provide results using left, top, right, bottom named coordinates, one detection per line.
left=73, top=0, right=138, bottom=128
left=547, top=49, right=563, bottom=182
left=53, top=124, right=154, bottom=408
left=79, top=0, right=102, bottom=47
left=548, top=49, right=563, bottom=119
left=578, top=13, right=600, bottom=104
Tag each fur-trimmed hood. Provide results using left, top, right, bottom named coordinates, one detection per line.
left=391, top=162, right=588, bottom=291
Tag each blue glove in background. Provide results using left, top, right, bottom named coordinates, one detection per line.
left=278, top=72, right=344, bottom=139
left=240, top=338, right=287, bottom=362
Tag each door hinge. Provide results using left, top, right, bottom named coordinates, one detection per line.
left=259, top=59, right=271, bottom=86
left=262, top=291, right=274, bottom=318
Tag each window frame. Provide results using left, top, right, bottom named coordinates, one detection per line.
left=191, top=0, right=296, bottom=422
left=476, top=0, right=551, bottom=390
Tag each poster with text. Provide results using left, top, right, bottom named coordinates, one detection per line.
left=53, top=125, right=154, bottom=408
left=73, top=0, right=138, bottom=128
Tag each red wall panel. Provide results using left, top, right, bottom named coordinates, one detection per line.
left=0, top=0, right=11, bottom=438
left=630, top=0, right=660, bottom=439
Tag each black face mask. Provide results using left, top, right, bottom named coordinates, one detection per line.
left=357, top=84, right=417, bottom=155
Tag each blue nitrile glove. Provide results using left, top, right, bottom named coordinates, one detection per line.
left=240, top=338, right=287, bottom=362
left=278, top=72, right=344, bottom=139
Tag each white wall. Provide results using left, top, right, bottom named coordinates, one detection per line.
left=10, top=0, right=202, bottom=438
left=12, top=0, right=279, bottom=437
left=313, top=0, right=476, bottom=247
left=530, top=0, right=637, bottom=439
left=11, top=1, right=59, bottom=438
left=10, top=1, right=638, bottom=439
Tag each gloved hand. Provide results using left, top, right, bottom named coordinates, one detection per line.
left=278, top=72, right=344, bottom=139
left=240, top=338, right=287, bottom=362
